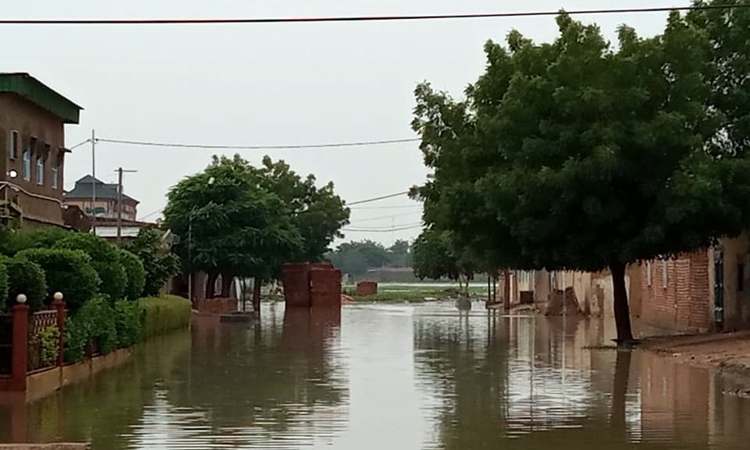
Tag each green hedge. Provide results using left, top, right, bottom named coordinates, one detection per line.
left=16, top=248, right=100, bottom=312
left=3, top=257, right=47, bottom=312
left=138, top=295, right=192, bottom=340
left=64, top=295, right=190, bottom=364
left=118, top=249, right=146, bottom=301
left=55, top=232, right=127, bottom=301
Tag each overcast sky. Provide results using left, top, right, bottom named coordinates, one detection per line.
left=0, top=0, right=682, bottom=247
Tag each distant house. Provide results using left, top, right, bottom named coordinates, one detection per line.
left=0, top=72, right=83, bottom=228
left=64, top=175, right=139, bottom=222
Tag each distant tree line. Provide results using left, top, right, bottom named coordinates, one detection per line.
left=326, top=239, right=412, bottom=278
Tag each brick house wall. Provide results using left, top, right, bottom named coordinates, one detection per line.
left=0, top=93, right=69, bottom=226
left=640, top=250, right=713, bottom=333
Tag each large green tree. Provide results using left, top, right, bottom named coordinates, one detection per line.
left=326, top=240, right=392, bottom=277
left=164, top=155, right=303, bottom=310
left=256, top=156, right=350, bottom=262
left=412, top=12, right=750, bottom=343
left=123, top=228, right=180, bottom=298
left=412, top=229, right=474, bottom=292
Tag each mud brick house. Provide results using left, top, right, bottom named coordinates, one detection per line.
left=0, top=73, right=82, bottom=228
left=638, top=235, right=750, bottom=333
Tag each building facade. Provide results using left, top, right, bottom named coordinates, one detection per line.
left=0, top=73, right=82, bottom=227
left=64, top=175, right=139, bottom=221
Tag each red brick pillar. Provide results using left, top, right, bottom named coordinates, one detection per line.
left=11, top=303, right=29, bottom=392
left=53, top=299, right=66, bottom=367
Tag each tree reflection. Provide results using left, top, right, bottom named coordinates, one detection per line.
left=169, top=306, right=348, bottom=437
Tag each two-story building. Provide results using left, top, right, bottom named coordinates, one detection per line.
left=0, top=73, right=82, bottom=227
left=63, top=175, right=139, bottom=222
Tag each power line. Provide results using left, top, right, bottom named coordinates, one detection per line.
left=350, top=211, right=422, bottom=223
left=343, top=224, right=423, bottom=233
left=347, top=191, right=409, bottom=206
left=96, top=137, right=419, bottom=150
left=349, top=204, right=422, bottom=210
left=0, top=5, right=747, bottom=26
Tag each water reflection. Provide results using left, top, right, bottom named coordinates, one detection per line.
left=1, top=302, right=749, bottom=449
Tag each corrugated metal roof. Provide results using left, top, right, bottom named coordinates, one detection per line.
left=0, top=73, right=82, bottom=124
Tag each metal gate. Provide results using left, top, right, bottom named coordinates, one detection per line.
left=0, top=313, right=12, bottom=375
left=714, top=246, right=725, bottom=330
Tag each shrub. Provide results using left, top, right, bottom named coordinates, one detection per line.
left=3, top=257, right=47, bottom=312
left=139, top=295, right=192, bottom=339
left=118, top=249, right=146, bottom=301
left=9, top=226, right=72, bottom=253
left=55, top=233, right=127, bottom=301
left=16, top=248, right=100, bottom=312
left=39, top=325, right=61, bottom=367
left=63, top=296, right=118, bottom=363
left=124, top=228, right=180, bottom=297
left=0, top=263, right=8, bottom=313
left=113, top=300, right=145, bottom=348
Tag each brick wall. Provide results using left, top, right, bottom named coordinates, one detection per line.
left=283, top=263, right=342, bottom=308
left=640, top=250, right=713, bottom=333
left=356, top=281, right=377, bottom=296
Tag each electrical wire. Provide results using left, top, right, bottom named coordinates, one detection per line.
left=347, top=191, right=409, bottom=206
left=67, top=138, right=91, bottom=150
left=350, top=211, right=422, bottom=223
left=96, top=137, right=419, bottom=150
left=342, top=224, right=423, bottom=233
left=0, top=4, right=747, bottom=26
left=349, top=204, right=422, bottom=210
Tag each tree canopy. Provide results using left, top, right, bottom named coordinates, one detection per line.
left=411, top=11, right=750, bottom=343
left=164, top=154, right=349, bottom=302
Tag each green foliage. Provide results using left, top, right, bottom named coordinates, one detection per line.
left=8, top=226, right=72, bottom=254
left=326, top=240, right=414, bottom=277
left=411, top=12, right=750, bottom=342
left=117, top=248, right=146, bottom=301
left=56, top=232, right=127, bottom=301
left=412, top=229, right=463, bottom=281
left=3, top=257, right=47, bottom=312
left=0, top=263, right=8, bottom=313
left=64, top=296, right=118, bottom=362
left=16, top=248, right=100, bottom=312
left=113, top=300, right=145, bottom=348
left=257, top=156, right=350, bottom=262
left=123, top=228, right=180, bottom=297
left=39, top=325, right=60, bottom=367
left=138, top=295, right=192, bottom=340
left=164, top=154, right=303, bottom=284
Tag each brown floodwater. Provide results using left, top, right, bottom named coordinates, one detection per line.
left=2, top=302, right=750, bottom=449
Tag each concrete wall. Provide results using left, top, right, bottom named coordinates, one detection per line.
left=0, top=93, right=69, bottom=226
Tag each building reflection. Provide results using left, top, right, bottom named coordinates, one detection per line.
left=414, top=311, right=750, bottom=450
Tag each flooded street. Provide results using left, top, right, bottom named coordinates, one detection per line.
left=6, top=302, right=750, bottom=449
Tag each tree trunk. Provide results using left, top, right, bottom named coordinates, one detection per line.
left=206, top=272, right=219, bottom=299
left=611, top=262, right=634, bottom=344
left=491, top=275, right=497, bottom=303
left=610, top=349, right=631, bottom=434
left=220, top=274, right=233, bottom=298
left=487, top=275, right=492, bottom=303
left=253, top=278, right=262, bottom=313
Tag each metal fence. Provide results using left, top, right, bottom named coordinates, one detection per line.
left=27, top=310, right=60, bottom=373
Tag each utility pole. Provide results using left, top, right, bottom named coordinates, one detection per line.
left=115, top=167, right=138, bottom=244
left=91, top=130, right=96, bottom=235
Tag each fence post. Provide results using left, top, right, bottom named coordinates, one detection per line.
left=11, top=298, right=29, bottom=392
left=53, top=293, right=66, bottom=367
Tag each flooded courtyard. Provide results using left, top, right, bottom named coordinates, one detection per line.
left=3, top=302, right=750, bottom=449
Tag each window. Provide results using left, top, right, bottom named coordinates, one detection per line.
left=36, top=146, right=47, bottom=185
left=647, top=261, right=652, bottom=286
left=738, top=263, right=745, bottom=293
left=51, top=156, right=59, bottom=189
left=22, top=148, right=31, bottom=181
left=7, top=130, right=18, bottom=160
left=662, top=259, right=668, bottom=288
